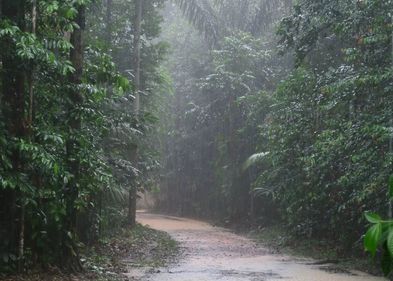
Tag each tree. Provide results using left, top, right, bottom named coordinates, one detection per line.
left=0, top=0, right=167, bottom=272
left=63, top=2, right=86, bottom=269
left=128, top=0, right=143, bottom=227
left=1, top=0, right=28, bottom=272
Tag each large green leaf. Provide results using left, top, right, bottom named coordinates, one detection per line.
left=364, top=223, right=382, bottom=257
left=364, top=212, right=382, bottom=224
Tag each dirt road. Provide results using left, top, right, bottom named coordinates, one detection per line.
left=131, top=211, right=386, bottom=281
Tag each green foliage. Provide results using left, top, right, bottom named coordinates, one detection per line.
left=0, top=0, right=167, bottom=273
left=2, top=0, right=392, bottom=273
left=364, top=185, right=393, bottom=276
left=260, top=0, right=393, bottom=244
left=158, top=0, right=393, bottom=264
left=158, top=2, right=288, bottom=219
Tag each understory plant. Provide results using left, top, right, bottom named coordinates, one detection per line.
left=364, top=177, right=393, bottom=276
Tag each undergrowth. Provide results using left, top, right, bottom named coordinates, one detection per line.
left=1, top=224, right=178, bottom=281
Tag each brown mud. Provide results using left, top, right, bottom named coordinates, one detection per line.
left=130, top=211, right=387, bottom=281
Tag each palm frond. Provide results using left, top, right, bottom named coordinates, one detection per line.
left=173, top=0, right=223, bottom=46
left=251, top=187, right=274, bottom=197
left=173, top=0, right=293, bottom=45
left=243, top=152, right=269, bottom=170
left=104, top=183, right=129, bottom=203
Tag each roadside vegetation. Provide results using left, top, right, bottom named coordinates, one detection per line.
left=1, top=224, right=178, bottom=281
left=0, top=0, right=169, bottom=276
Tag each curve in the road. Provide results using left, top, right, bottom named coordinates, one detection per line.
left=130, top=211, right=386, bottom=281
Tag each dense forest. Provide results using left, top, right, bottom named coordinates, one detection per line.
left=0, top=0, right=167, bottom=273
left=157, top=0, right=393, bottom=269
left=1, top=0, right=393, bottom=277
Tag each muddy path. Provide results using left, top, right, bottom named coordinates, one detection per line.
left=130, top=211, right=386, bottom=281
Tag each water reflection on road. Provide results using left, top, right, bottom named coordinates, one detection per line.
left=128, top=211, right=386, bottom=281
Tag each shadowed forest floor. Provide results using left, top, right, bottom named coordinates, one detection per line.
left=0, top=224, right=178, bottom=281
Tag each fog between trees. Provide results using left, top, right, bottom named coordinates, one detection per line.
left=1, top=0, right=393, bottom=276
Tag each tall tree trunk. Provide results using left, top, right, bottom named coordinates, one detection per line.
left=64, top=3, right=85, bottom=270
left=106, top=0, right=112, bottom=48
left=2, top=0, right=27, bottom=272
left=128, top=0, right=142, bottom=227
left=18, top=202, right=25, bottom=272
left=28, top=0, right=37, bottom=127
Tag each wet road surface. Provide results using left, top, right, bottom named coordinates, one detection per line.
left=129, top=211, right=386, bottom=281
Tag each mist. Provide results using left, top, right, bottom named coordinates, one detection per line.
left=0, top=0, right=391, bottom=280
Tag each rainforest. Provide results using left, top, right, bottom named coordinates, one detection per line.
left=1, top=0, right=393, bottom=280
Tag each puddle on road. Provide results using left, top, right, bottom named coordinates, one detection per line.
left=131, top=211, right=386, bottom=281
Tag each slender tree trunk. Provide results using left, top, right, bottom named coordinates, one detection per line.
left=128, top=0, right=143, bottom=227
left=133, top=0, right=142, bottom=117
left=0, top=1, right=2, bottom=106
left=67, top=5, right=85, bottom=229
left=249, top=189, right=255, bottom=224
left=64, top=3, right=85, bottom=270
left=106, top=0, right=112, bottom=48
left=17, top=203, right=25, bottom=272
left=28, top=0, right=37, bottom=127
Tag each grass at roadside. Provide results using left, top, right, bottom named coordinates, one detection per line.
left=1, top=224, right=178, bottom=281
